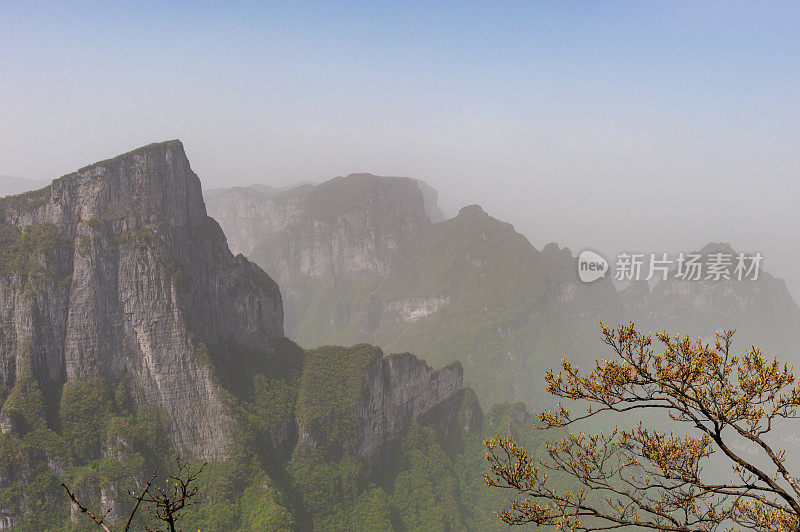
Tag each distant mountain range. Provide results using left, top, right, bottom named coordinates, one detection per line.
left=207, top=174, right=800, bottom=408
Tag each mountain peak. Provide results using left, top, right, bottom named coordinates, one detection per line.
left=0, top=142, right=285, bottom=457
left=74, top=139, right=185, bottom=174
left=1, top=140, right=205, bottom=231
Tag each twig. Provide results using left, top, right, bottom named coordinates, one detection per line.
left=61, top=483, right=112, bottom=532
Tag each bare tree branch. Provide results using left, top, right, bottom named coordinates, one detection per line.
left=62, top=483, right=112, bottom=532
left=62, top=456, right=206, bottom=532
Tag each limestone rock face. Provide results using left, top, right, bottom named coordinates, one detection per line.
left=386, top=295, right=451, bottom=323
left=356, top=353, right=463, bottom=468
left=206, top=173, right=432, bottom=284
left=294, top=345, right=464, bottom=472
left=203, top=183, right=311, bottom=257
left=0, top=140, right=284, bottom=458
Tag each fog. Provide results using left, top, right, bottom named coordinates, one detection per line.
left=3, top=2, right=799, bottom=294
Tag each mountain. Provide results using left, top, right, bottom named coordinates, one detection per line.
left=6, top=149, right=786, bottom=528
left=0, top=142, right=557, bottom=530
left=0, top=140, right=284, bottom=458
left=207, top=173, right=441, bottom=259
left=207, top=175, right=800, bottom=409
left=206, top=176, right=620, bottom=406
left=618, top=242, right=800, bottom=356
left=0, top=175, right=50, bottom=197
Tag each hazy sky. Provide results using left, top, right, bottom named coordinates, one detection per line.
left=2, top=2, right=800, bottom=290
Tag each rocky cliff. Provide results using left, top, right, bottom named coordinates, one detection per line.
left=293, top=345, right=463, bottom=464
left=0, top=140, right=284, bottom=458
left=207, top=173, right=434, bottom=282
left=350, top=350, right=461, bottom=469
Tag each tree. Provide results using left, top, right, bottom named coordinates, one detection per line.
left=484, top=323, right=800, bottom=531
left=62, top=457, right=206, bottom=532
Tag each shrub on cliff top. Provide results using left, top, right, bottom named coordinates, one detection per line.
left=294, top=344, right=381, bottom=458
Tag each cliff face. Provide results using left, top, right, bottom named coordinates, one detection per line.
left=207, top=173, right=432, bottom=284
left=202, top=183, right=311, bottom=257
left=0, top=140, right=283, bottom=457
left=293, top=344, right=465, bottom=472
left=355, top=353, right=463, bottom=468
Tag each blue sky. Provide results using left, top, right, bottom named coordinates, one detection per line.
left=2, top=1, right=800, bottom=288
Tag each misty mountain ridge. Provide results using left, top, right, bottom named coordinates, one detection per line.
left=207, top=172, right=800, bottom=408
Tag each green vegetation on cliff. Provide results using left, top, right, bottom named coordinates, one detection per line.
left=291, top=391, right=570, bottom=531
left=0, top=374, right=173, bottom=530
left=0, top=186, right=51, bottom=212
left=250, top=203, right=609, bottom=410
left=0, top=223, right=70, bottom=282
left=295, top=344, right=380, bottom=457
left=0, top=338, right=570, bottom=531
